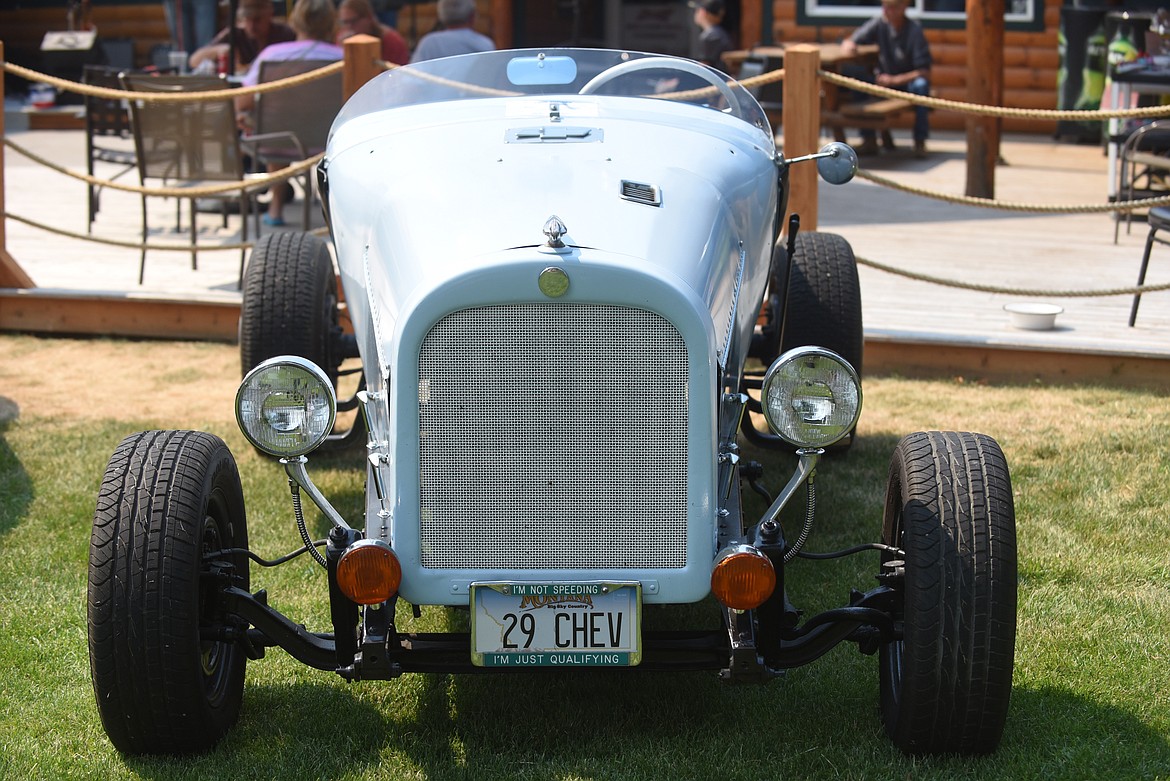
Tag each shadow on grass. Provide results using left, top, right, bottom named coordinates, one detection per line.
left=0, top=425, right=33, bottom=539
left=118, top=665, right=1170, bottom=779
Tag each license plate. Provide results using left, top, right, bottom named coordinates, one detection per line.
left=470, top=582, right=642, bottom=667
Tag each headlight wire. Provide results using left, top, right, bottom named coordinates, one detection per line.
left=289, top=477, right=328, bottom=568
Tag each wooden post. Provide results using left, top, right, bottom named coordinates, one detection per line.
left=965, top=0, right=1004, bottom=198
left=342, top=35, right=383, bottom=101
left=741, top=0, right=763, bottom=49
left=0, top=42, right=36, bottom=289
left=782, top=44, right=822, bottom=231
left=490, top=0, right=513, bottom=49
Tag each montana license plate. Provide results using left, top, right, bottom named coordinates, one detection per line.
left=470, top=582, right=642, bottom=667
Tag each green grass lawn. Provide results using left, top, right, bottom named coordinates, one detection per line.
left=1, top=338, right=1168, bottom=780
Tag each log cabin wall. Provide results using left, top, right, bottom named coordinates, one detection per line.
left=0, top=2, right=502, bottom=75
left=757, top=0, right=1061, bottom=133
left=2, top=5, right=176, bottom=76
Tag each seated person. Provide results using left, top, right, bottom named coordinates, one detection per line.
left=337, top=0, right=410, bottom=66
left=841, top=0, right=932, bottom=158
left=189, top=0, right=295, bottom=74
left=410, top=0, right=495, bottom=63
left=235, top=0, right=343, bottom=226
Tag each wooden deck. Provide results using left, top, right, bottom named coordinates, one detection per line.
left=2, top=110, right=1168, bottom=384
left=817, top=130, right=1170, bottom=383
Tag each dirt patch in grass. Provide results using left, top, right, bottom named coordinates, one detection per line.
left=0, top=335, right=239, bottom=426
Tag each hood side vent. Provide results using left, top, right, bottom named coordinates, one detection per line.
left=621, top=180, right=661, bottom=207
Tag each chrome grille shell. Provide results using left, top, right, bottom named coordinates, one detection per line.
left=385, top=255, right=720, bottom=606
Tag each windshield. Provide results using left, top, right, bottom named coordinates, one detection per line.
left=333, top=48, right=768, bottom=130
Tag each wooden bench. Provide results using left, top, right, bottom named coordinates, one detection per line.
left=822, top=97, right=913, bottom=143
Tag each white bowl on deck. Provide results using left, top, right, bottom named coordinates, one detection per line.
left=1004, top=302, right=1064, bottom=331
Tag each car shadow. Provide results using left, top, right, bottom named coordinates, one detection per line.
left=121, top=665, right=1170, bottom=778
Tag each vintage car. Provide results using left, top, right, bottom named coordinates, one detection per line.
left=87, top=48, right=1017, bottom=757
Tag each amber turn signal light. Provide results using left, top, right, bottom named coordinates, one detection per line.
left=336, top=539, right=402, bottom=605
left=710, top=545, right=776, bottom=610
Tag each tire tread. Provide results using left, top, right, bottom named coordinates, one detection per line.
left=87, top=430, right=247, bottom=755
left=880, top=430, right=1017, bottom=755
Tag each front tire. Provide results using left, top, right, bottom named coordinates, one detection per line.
left=87, top=430, right=249, bottom=755
left=879, top=431, right=1017, bottom=755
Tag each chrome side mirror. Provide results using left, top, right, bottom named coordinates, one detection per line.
left=815, top=142, right=857, bottom=185
left=783, top=142, right=858, bottom=185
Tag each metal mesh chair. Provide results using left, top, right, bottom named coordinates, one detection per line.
left=121, top=73, right=251, bottom=285
left=1114, top=119, right=1170, bottom=243
left=83, top=65, right=137, bottom=232
left=1131, top=204, right=1170, bottom=326
left=239, top=59, right=343, bottom=231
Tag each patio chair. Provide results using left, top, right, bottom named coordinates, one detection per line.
left=121, top=73, right=251, bottom=286
left=239, top=59, right=343, bottom=232
left=1130, top=204, right=1170, bottom=326
left=1114, top=119, right=1170, bottom=243
left=83, top=65, right=137, bottom=233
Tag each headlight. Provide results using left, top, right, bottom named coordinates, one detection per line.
left=760, top=347, right=861, bottom=448
left=236, top=356, right=336, bottom=457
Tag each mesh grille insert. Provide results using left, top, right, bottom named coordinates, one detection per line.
left=418, top=304, right=689, bottom=570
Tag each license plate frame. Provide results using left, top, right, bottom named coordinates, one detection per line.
left=470, top=581, right=642, bottom=667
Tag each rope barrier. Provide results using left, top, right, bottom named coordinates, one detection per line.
left=3, top=137, right=321, bottom=197
left=2, top=55, right=1164, bottom=298
left=855, top=169, right=1170, bottom=214
left=821, top=69, right=1170, bottom=121
left=855, top=254, right=1170, bottom=296
left=4, top=54, right=1166, bottom=120
left=4, top=210, right=254, bottom=251
left=0, top=59, right=344, bottom=103
left=4, top=209, right=329, bottom=252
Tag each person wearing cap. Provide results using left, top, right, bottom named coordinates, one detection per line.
left=410, top=0, right=496, bottom=63
left=336, top=0, right=410, bottom=66
left=690, top=0, right=734, bottom=73
left=189, top=0, right=296, bottom=74
left=840, top=0, right=932, bottom=157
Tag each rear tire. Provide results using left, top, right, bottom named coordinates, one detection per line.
left=87, top=430, right=249, bottom=755
left=240, top=231, right=339, bottom=382
left=744, top=232, right=863, bottom=450
left=781, top=231, right=863, bottom=375
left=240, top=232, right=364, bottom=448
left=879, top=431, right=1017, bottom=755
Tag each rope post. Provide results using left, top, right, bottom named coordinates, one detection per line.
left=965, top=0, right=1004, bottom=198
left=0, top=41, right=37, bottom=289
left=343, top=34, right=382, bottom=102
left=782, top=44, right=822, bottom=231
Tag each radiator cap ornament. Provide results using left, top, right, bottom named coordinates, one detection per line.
left=538, top=267, right=570, bottom=298
left=542, top=214, right=567, bottom=248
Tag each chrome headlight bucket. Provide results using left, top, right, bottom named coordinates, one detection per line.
left=760, top=347, right=862, bottom=448
left=236, top=356, right=337, bottom=458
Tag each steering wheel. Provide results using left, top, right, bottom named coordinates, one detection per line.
left=577, top=57, right=742, bottom=119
